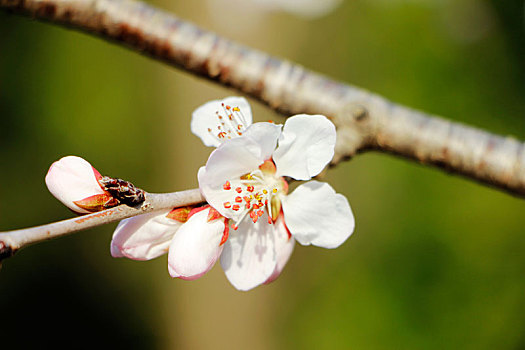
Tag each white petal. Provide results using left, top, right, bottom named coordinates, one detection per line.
left=198, top=137, right=264, bottom=219
left=111, top=210, right=182, bottom=260
left=168, top=208, right=226, bottom=280
left=191, top=96, right=253, bottom=147
left=45, top=155, right=105, bottom=214
left=244, top=122, right=282, bottom=160
left=282, top=181, right=354, bottom=249
left=200, top=136, right=264, bottom=185
left=265, top=215, right=295, bottom=284
left=220, top=213, right=277, bottom=291
left=273, top=114, right=336, bottom=180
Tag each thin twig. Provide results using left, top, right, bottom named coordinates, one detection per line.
left=0, top=189, right=205, bottom=262
left=1, top=0, right=525, bottom=197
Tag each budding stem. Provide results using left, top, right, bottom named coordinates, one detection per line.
left=0, top=189, right=205, bottom=264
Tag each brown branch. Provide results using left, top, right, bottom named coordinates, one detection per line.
left=2, top=0, right=525, bottom=197
left=0, top=189, right=204, bottom=262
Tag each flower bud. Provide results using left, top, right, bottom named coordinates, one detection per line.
left=45, top=156, right=111, bottom=214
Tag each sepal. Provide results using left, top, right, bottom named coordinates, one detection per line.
left=73, top=193, right=119, bottom=212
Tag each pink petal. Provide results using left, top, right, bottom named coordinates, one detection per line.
left=265, top=214, right=295, bottom=284
left=111, top=210, right=182, bottom=260
left=45, top=156, right=106, bottom=214
left=168, top=208, right=227, bottom=280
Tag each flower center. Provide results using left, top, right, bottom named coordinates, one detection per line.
left=221, top=160, right=288, bottom=229
left=207, top=103, right=249, bottom=143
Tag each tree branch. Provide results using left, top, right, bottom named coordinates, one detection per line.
left=0, top=189, right=204, bottom=262
left=2, top=0, right=525, bottom=197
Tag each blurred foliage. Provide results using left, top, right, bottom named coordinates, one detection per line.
left=1, top=0, right=524, bottom=349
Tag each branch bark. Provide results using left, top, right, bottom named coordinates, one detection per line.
left=2, top=0, right=525, bottom=197
left=0, top=189, right=204, bottom=262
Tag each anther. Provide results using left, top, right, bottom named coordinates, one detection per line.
left=236, top=187, right=242, bottom=193
left=223, top=202, right=231, bottom=208
left=235, top=196, right=242, bottom=203
left=223, top=181, right=231, bottom=190
left=232, top=204, right=240, bottom=211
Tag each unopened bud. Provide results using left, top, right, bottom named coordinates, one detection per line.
left=46, top=156, right=110, bottom=214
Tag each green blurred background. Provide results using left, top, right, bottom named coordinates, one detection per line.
left=1, top=0, right=525, bottom=348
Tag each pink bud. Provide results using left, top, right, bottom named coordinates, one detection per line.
left=45, top=156, right=108, bottom=214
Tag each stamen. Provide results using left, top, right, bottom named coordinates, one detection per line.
left=250, top=211, right=258, bottom=223
left=219, top=161, right=288, bottom=229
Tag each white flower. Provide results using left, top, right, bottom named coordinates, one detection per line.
left=45, top=156, right=117, bottom=214
left=113, top=97, right=354, bottom=291
left=195, top=97, right=355, bottom=290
